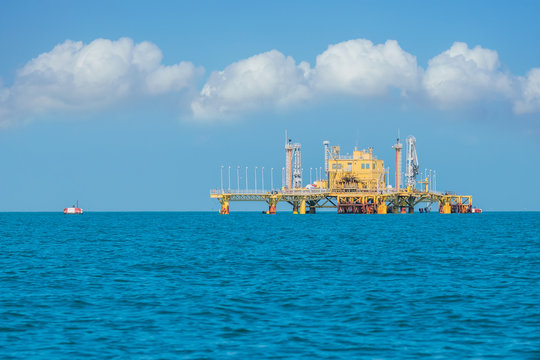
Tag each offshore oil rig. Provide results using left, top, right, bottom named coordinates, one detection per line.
left=211, top=134, right=475, bottom=214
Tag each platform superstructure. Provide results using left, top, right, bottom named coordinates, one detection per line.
left=211, top=135, right=474, bottom=215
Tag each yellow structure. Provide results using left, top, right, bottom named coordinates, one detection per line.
left=211, top=138, right=474, bottom=215
left=327, top=146, right=385, bottom=191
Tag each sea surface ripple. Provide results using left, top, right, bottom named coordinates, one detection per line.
left=0, top=212, right=539, bottom=359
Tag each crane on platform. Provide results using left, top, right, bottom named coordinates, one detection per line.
left=405, top=135, right=419, bottom=190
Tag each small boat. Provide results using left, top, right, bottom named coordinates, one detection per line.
left=472, top=207, right=482, bottom=213
left=64, top=200, right=83, bottom=214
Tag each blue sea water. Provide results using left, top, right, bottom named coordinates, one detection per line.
left=0, top=212, right=539, bottom=359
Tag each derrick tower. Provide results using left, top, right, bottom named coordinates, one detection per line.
left=292, top=143, right=302, bottom=189
left=323, top=140, right=330, bottom=181
left=285, top=133, right=302, bottom=189
left=405, top=136, right=419, bottom=189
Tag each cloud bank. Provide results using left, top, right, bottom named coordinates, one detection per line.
left=192, top=40, right=539, bottom=119
left=1, top=37, right=539, bottom=125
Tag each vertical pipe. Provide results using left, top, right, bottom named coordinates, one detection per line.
left=262, top=167, right=264, bottom=192
left=393, top=136, right=402, bottom=190
left=285, top=140, right=293, bottom=190
left=395, top=148, right=399, bottom=189
left=255, top=166, right=257, bottom=193
left=289, top=151, right=292, bottom=189
left=395, top=147, right=398, bottom=190
left=424, top=168, right=427, bottom=192
left=237, top=166, right=240, bottom=192
left=271, top=168, right=274, bottom=190
left=245, top=166, right=248, bottom=192
left=228, top=166, right=231, bottom=191
left=220, top=165, right=224, bottom=192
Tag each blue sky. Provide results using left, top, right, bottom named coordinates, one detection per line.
left=0, top=0, right=539, bottom=211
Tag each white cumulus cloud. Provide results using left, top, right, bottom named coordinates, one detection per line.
left=422, top=42, right=513, bottom=106
left=191, top=50, right=311, bottom=119
left=0, top=38, right=202, bottom=124
left=312, top=39, right=421, bottom=96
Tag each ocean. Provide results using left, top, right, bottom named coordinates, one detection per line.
left=0, top=212, right=539, bottom=359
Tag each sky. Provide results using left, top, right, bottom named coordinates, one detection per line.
left=0, top=0, right=539, bottom=211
